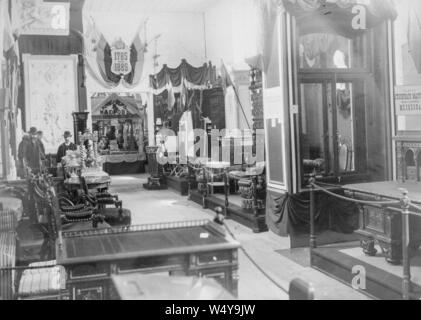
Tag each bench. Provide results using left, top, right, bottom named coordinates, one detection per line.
left=0, top=232, right=17, bottom=300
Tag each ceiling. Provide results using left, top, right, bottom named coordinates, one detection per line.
left=83, top=0, right=223, bottom=14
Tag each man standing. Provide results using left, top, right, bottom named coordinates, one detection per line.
left=56, top=131, right=77, bottom=164
left=17, top=134, right=30, bottom=178
left=24, top=127, right=44, bottom=174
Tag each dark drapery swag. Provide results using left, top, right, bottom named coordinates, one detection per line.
left=150, top=59, right=216, bottom=90
left=282, top=0, right=397, bottom=37
left=266, top=190, right=359, bottom=237
left=154, top=89, right=203, bottom=133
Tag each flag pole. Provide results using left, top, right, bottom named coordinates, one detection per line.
left=232, top=83, right=251, bottom=130
left=221, top=60, right=251, bottom=130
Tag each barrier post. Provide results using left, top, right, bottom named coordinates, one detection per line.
left=309, top=174, right=317, bottom=249
left=223, top=168, right=229, bottom=217
left=400, top=188, right=411, bottom=300
left=202, top=167, right=208, bottom=209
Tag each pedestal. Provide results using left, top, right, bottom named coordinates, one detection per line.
left=72, top=112, right=90, bottom=144
left=143, top=146, right=167, bottom=190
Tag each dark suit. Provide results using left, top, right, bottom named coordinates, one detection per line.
left=38, top=140, right=45, bottom=158
left=24, top=139, right=44, bottom=173
left=56, top=142, right=77, bottom=164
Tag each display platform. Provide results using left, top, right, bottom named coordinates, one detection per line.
left=344, top=181, right=421, bottom=265
left=166, top=175, right=197, bottom=196
left=143, top=176, right=168, bottom=191
left=101, top=153, right=146, bottom=175
left=311, top=241, right=421, bottom=300
left=103, top=161, right=145, bottom=175
left=189, top=190, right=268, bottom=233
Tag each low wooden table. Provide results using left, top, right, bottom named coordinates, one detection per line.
left=344, top=181, right=421, bottom=264
left=56, top=220, right=240, bottom=300
left=63, top=176, right=111, bottom=193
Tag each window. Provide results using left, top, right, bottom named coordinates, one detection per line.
left=299, top=32, right=367, bottom=70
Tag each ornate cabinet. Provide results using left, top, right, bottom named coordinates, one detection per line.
left=249, top=68, right=264, bottom=131
left=345, top=182, right=421, bottom=265
left=395, top=136, right=421, bottom=182
left=72, top=112, right=89, bottom=144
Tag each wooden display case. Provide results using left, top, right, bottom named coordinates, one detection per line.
left=344, top=181, right=421, bottom=265
left=91, top=93, right=146, bottom=175
left=394, top=136, right=421, bottom=182
left=56, top=220, right=240, bottom=300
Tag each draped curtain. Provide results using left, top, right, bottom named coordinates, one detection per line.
left=408, top=1, right=421, bottom=73
left=255, top=0, right=284, bottom=73
left=150, top=59, right=215, bottom=91
left=282, top=0, right=397, bottom=37
left=267, top=191, right=359, bottom=238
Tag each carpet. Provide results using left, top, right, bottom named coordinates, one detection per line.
left=275, top=248, right=311, bottom=268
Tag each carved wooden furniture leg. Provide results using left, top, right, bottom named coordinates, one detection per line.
left=361, top=238, right=377, bottom=256
left=252, top=176, right=258, bottom=218
left=379, top=242, right=402, bottom=265
left=202, top=168, right=208, bottom=209
left=224, top=170, right=229, bottom=216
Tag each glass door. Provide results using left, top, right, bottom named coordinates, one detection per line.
left=299, top=79, right=334, bottom=177
left=298, top=77, right=366, bottom=183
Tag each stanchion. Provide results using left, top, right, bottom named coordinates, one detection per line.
left=308, top=180, right=416, bottom=300
left=251, top=175, right=259, bottom=218
left=202, top=167, right=208, bottom=209
left=400, top=188, right=411, bottom=300
left=309, top=174, right=317, bottom=250
left=223, top=169, right=229, bottom=217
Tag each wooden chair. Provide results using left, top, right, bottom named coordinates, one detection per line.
left=289, top=278, right=315, bottom=300
left=0, top=232, right=16, bottom=300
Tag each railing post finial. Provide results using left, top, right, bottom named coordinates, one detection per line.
left=399, top=188, right=411, bottom=300
left=309, top=173, right=317, bottom=250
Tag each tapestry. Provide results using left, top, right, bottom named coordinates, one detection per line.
left=23, top=55, right=78, bottom=154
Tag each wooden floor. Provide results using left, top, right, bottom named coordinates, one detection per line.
left=312, top=242, right=421, bottom=300
left=103, top=174, right=372, bottom=300
left=0, top=174, right=375, bottom=299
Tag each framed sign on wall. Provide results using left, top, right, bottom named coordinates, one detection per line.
left=23, top=54, right=79, bottom=154
left=395, top=86, right=421, bottom=116
left=12, top=0, right=70, bottom=36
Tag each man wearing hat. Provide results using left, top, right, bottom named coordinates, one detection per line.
left=56, top=131, right=77, bottom=164
left=17, top=134, right=30, bottom=178
left=23, top=127, right=45, bottom=174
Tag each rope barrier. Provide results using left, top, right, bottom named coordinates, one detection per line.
left=408, top=202, right=421, bottom=213
left=222, top=220, right=290, bottom=296
left=308, top=179, right=421, bottom=300
left=311, top=183, right=401, bottom=206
